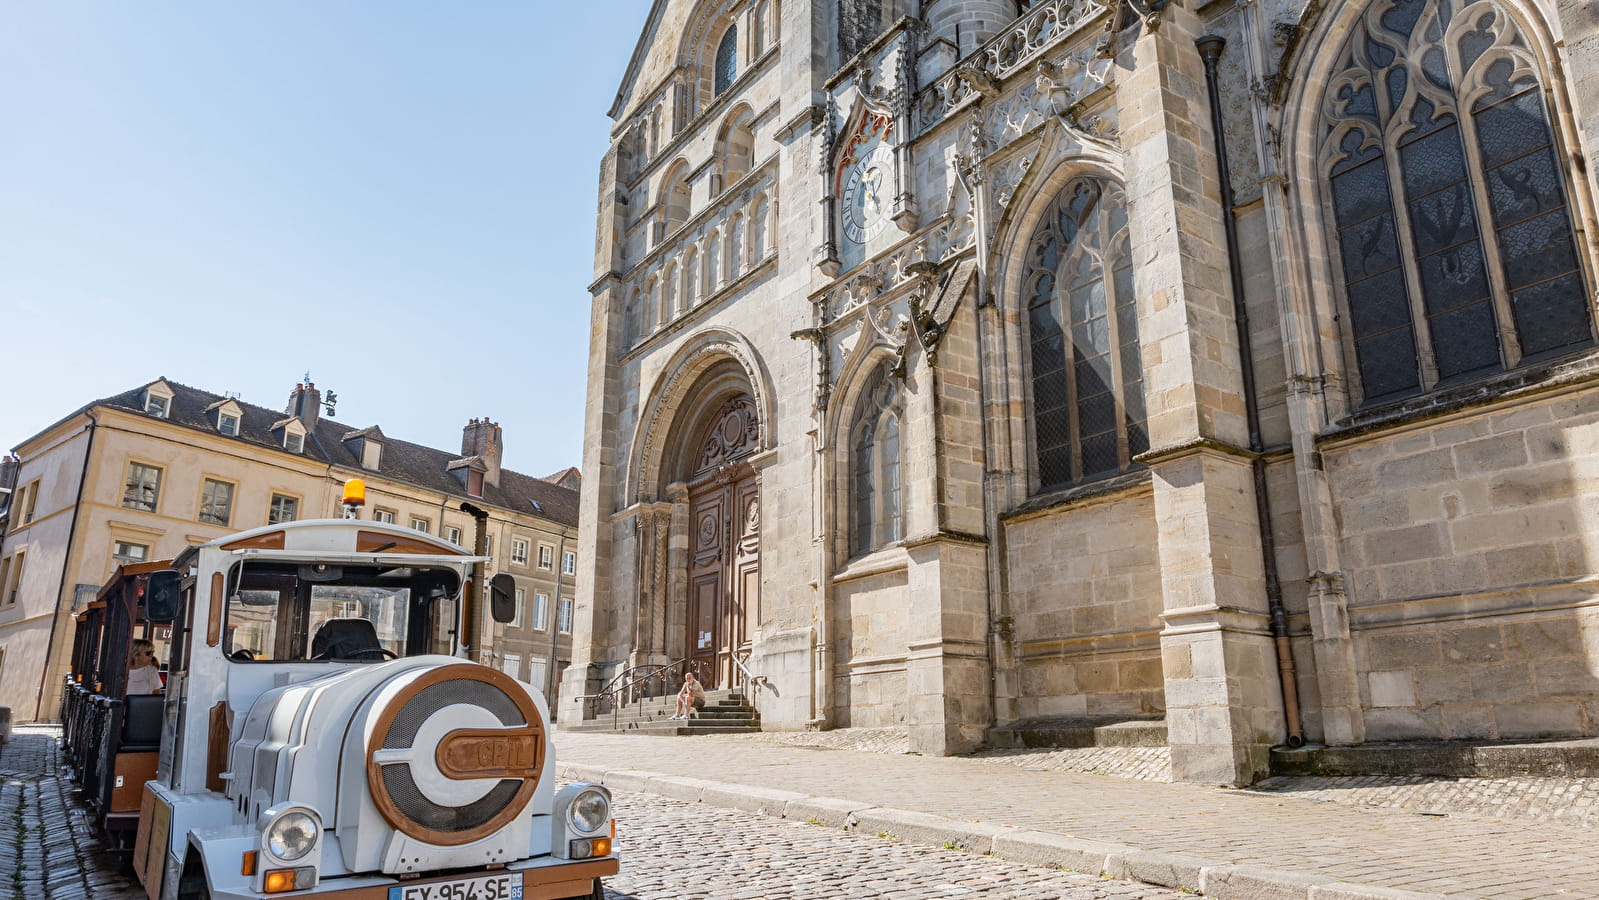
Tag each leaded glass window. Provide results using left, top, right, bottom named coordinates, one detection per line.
left=1320, top=0, right=1592, bottom=407
left=714, top=26, right=737, bottom=96
left=1024, top=176, right=1146, bottom=493
left=851, top=365, right=903, bottom=556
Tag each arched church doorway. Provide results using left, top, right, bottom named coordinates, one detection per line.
left=681, top=394, right=759, bottom=689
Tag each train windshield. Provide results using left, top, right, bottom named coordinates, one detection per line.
left=223, top=561, right=461, bottom=662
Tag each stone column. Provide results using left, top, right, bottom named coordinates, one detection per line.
left=560, top=274, right=624, bottom=724
left=1557, top=2, right=1599, bottom=176
left=904, top=535, right=992, bottom=755
left=560, top=144, right=629, bottom=725
left=1118, top=5, right=1285, bottom=785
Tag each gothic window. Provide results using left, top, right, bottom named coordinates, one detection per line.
left=851, top=365, right=903, bottom=556
left=714, top=26, right=738, bottom=96
left=1320, top=0, right=1592, bottom=407
left=1024, top=176, right=1146, bottom=492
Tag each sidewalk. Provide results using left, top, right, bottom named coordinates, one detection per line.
left=553, top=730, right=1599, bottom=899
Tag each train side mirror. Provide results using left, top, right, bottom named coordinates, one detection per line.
left=145, top=570, right=183, bottom=623
left=489, top=573, right=517, bottom=624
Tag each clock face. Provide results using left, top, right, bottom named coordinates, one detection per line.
left=840, top=145, right=894, bottom=244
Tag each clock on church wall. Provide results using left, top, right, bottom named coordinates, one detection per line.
left=836, top=110, right=896, bottom=270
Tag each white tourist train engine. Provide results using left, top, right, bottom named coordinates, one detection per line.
left=67, top=482, right=616, bottom=900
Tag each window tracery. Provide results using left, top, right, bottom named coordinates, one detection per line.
left=1023, top=176, right=1146, bottom=492
left=1320, top=0, right=1592, bottom=406
left=851, top=365, right=902, bottom=556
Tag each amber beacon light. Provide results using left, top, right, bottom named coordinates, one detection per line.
left=342, top=479, right=366, bottom=507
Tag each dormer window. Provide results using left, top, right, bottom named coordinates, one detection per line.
left=142, top=380, right=175, bottom=418
left=208, top=398, right=244, bottom=437
left=276, top=417, right=307, bottom=454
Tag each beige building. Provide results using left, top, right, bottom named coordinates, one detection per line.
left=0, top=378, right=579, bottom=722
left=565, top=0, right=1599, bottom=784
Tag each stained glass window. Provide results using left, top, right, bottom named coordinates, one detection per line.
left=1320, top=0, right=1591, bottom=406
left=1024, top=177, right=1146, bottom=493
left=851, top=366, right=903, bottom=556
left=714, top=26, right=737, bottom=96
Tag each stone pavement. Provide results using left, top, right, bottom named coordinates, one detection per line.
left=554, top=730, right=1599, bottom=899
left=0, top=726, right=142, bottom=899
left=603, top=786, right=1184, bottom=899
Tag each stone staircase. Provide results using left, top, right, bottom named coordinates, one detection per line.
left=561, top=688, right=761, bottom=736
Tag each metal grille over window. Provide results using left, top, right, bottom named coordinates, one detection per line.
left=1024, top=176, right=1146, bottom=493
left=1320, top=0, right=1592, bottom=407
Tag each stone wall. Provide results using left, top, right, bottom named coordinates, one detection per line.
left=1326, top=385, right=1599, bottom=740
left=832, top=563, right=911, bottom=727
left=1004, top=485, right=1164, bottom=721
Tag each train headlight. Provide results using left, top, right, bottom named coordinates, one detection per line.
left=552, top=783, right=614, bottom=860
left=568, top=789, right=610, bottom=834
left=261, top=806, right=321, bottom=862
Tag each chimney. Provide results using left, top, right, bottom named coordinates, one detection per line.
left=0, top=455, right=18, bottom=493
left=462, top=418, right=503, bottom=487
left=288, top=381, right=322, bottom=431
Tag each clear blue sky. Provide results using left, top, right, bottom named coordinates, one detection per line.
left=1, top=1, right=653, bottom=479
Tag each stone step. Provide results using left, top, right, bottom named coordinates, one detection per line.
left=1271, top=738, right=1599, bottom=778
left=988, top=717, right=1167, bottom=750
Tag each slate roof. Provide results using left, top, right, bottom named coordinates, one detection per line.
left=43, top=378, right=579, bottom=528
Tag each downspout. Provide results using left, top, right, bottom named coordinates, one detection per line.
left=1196, top=34, right=1304, bottom=747
left=548, top=532, right=568, bottom=702
left=39, top=411, right=97, bottom=721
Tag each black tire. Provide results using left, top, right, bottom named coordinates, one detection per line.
left=590, top=877, right=606, bottom=900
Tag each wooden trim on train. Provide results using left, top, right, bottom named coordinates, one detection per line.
left=207, top=572, right=223, bottom=646
left=356, top=530, right=468, bottom=555
left=221, top=530, right=285, bottom=551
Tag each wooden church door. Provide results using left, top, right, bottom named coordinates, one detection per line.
left=685, top=396, right=759, bottom=689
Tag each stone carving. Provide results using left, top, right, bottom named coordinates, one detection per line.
left=632, top=330, right=771, bottom=502
left=696, top=396, right=760, bottom=472
left=917, top=0, right=1108, bottom=131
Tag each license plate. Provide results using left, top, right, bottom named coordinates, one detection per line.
left=387, top=873, right=522, bottom=900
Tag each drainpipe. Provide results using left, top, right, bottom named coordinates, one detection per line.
left=460, top=502, right=490, bottom=664
left=548, top=531, right=568, bottom=702
left=1196, top=34, right=1305, bottom=748
left=39, top=411, right=98, bottom=721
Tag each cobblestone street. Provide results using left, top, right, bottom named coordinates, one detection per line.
left=598, top=789, right=1182, bottom=900
left=18, top=720, right=1599, bottom=898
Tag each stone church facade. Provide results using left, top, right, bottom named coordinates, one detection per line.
left=561, top=0, right=1599, bottom=785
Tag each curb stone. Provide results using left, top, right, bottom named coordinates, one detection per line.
left=554, top=762, right=1448, bottom=899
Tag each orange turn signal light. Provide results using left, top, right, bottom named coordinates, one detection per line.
left=241, top=850, right=257, bottom=876
left=263, top=870, right=296, bottom=893
left=591, top=837, right=612, bottom=857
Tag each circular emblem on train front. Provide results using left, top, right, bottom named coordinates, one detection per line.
left=365, top=664, right=545, bottom=846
